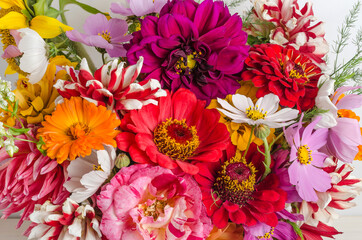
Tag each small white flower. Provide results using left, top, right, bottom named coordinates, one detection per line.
left=4, top=138, right=19, bottom=157
left=0, top=98, right=7, bottom=110
left=64, top=145, right=116, bottom=203
left=217, top=93, right=299, bottom=128
left=0, top=122, right=6, bottom=136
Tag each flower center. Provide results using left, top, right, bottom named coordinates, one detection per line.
left=153, top=118, right=199, bottom=160
left=98, top=30, right=111, bottom=43
left=257, top=227, right=275, bottom=239
left=175, top=52, right=199, bottom=75
left=289, top=64, right=307, bottom=79
left=67, top=122, right=91, bottom=140
left=93, top=164, right=103, bottom=171
left=141, top=199, right=167, bottom=221
left=246, top=106, right=266, bottom=121
left=214, top=155, right=256, bottom=206
left=297, top=145, right=312, bottom=165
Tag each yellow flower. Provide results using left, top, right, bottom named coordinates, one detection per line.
left=37, top=97, right=121, bottom=163
left=0, top=1, right=73, bottom=39
left=208, top=81, right=275, bottom=151
left=13, top=56, right=77, bottom=124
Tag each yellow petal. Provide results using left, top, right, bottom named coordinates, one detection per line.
left=0, top=11, right=27, bottom=29
left=20, top=105, right=34, bottom=116
left=30, top=16, right=73, bottom=39
left=31, top=96, right=44, bottom=112
left=0, top=0, right=25, bottom=9
left=27, top=113, right=44, bottom=124
left=5, top=64, right=17, bottom=75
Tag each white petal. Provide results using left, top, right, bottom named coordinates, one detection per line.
left=231, top=94, right=251, bottom=112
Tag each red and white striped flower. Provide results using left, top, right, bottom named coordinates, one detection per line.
left=55, top=57, right=166, bottom=116
left=246, top=0, right=328, bottom=66
left=300, top=158, right=362, bottom=226
left=26, top=198, right=102, bottom=240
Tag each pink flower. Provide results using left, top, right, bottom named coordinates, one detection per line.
left=111, top=0, right=167, bottom=17
left=25, top=198, right=102, bottom=240
left=97, top=164, right=212, bottom=240
left=0, top=127, right=69, bottom=227
left=246, top=0, right=328, bottom=66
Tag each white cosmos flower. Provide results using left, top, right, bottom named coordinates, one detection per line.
left=217, top=93, right=299, bottom=128
left=64, top=145, right=116, bottom=203
left=15, top=28, right=48, bottom=84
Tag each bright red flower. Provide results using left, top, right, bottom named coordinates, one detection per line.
left=298, top=222, right=341, bottom=240
left=116, top=88, right=230, bottom=175
left=194, top=144, right=287, bottom=229
left=242, top=44, right=321, bottom=111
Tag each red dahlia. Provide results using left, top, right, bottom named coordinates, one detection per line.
left=194, top=144, right=287, bottom=229
left=242, top=44, right=321, bottom=111
left=116, top=89, right=230, bottom=175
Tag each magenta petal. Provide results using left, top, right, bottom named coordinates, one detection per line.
left=1, top=45, right=22, bottom=58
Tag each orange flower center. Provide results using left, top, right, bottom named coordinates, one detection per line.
left=153, top=118, right=199, bottom=160
left=67, top=122, right=91, bottom=140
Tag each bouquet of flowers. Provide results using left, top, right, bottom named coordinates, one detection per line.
left=1, top=0, right=362, bottom=239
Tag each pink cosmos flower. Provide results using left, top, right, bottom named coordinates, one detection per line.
left=284, top=116, right=331, bottom=202
left=111, top=0, right=167, bottom=16
left=246, top=0, right=328, bottom=66
left=25, top=198, right=102, bottom=240
left=97, top=164, right=212, bottom=240
left=0, top=127, right=69, bottom=227
left=66, top=13, right=132, bottom=57
left=55, top=57, right=166, bottom=116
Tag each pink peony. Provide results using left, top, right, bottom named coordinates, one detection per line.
left=97, top=164, right=212, bottom=240
left=0, top=127, right=69, bottom=227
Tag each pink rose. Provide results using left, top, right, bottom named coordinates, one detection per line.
left=97, top=164, right=212, bottom=240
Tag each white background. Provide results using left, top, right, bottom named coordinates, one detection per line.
left=0, top=0, right=361, bottom=237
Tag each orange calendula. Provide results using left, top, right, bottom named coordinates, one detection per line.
left=37, top=97, right=121, bottom=163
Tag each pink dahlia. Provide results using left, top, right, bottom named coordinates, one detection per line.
left=194, top=144, right=287, bottom=229
left=116, top=88, right=230, bottom=175
left=25, top=198, right=102, bottom=240
left=246, top=0, right=328, bottom=65
left=97, top=164, right=212, bottom=240
left=55, top=57, right=166, bottom=116
left=0, top=127, right=69, bottom=227
left=125, top=0, right=249, bottom=103
left=241, top=44, right=321, bottom=111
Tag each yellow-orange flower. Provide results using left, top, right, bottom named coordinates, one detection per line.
left=208, top=81, right=275, bottom=151
left=37, top=97, right=121, bottom=163
left=14, top=56, right=77, bottom=124
left=207, top=223, right=244, bottom=240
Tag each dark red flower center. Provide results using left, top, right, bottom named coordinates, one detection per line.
left=214, top=155, right=256, bottom=206
left=153, top=118, right=200, bottom=160
left=289, top=63, right=307, bottom=80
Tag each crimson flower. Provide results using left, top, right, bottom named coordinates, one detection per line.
left=242, top=44, right=321, bottom=111
left=299, top=222, right=341, bottom=240
left=194, top=144, right=287, bottom=229
left=116, top=89, right=230, bottom=175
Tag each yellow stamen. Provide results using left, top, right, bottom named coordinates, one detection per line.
left=246, top=106, right=267, bottom=121
left=257, top=227, right=275, bottom=239
left=98, top=30, right=111, bottom=43
left=297, top=145, right=313, bottom=165
left=141, top=199, right=167, bottom=220
left=93, top=164, right=103, bottom=171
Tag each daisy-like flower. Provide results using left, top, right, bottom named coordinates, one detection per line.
left=64, top=145, right=116, bottom=203
left=37, top=97, right=120, bottom=164
left=116, top=88, right=230, bottom=175
left=217, top=93, right=299, bottom=128
left=241, top=44, right=322, bottom=111
left=243, top=221, right=298, bottom=240
left=66, top=13, right=131, bottom=57
left=111, top=0, right=167, bottom=17
left=195, top=144, right=287, bottom=229
left=284, top=116, right=331, bottom=202
left=26, top=199, right=102, bottom=240
left=55, top=57, right=166, bottom=115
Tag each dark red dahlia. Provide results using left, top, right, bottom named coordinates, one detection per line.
left=241, top=44, right=322, bottom=111
left=125, top=0, right=249, bottom=104
left=194, top=144, right=287, bottom=228
left=116, top=88, right=230, bottom=175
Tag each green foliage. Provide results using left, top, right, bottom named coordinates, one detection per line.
left=287, top=220, right=305, bottom=240
left=299, top=107, right=329, bottom=123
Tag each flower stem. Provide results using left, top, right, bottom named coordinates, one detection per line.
left=243, top=125, right=255, bottom=158
left=13, top=137, right=37, bottom=143
left=262, top=137, right=271, bottom=180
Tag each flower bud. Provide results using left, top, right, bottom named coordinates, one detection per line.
left=115, top=152, right=131, bottom=169
left=254, top=124, right=271, bottom=139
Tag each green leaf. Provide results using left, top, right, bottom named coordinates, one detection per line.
left=21, top=9, right=33, bottom=21
left=8, top=127, right=30, bottom=136
left=36, top=136, right=47, bottom=156
left=45, top=7, right=60, bottom=18
left=60, top=0, right=104, bottom=15
left=287, top=220, right=304, bottom=240
left=11, top=100, right=19, bottom=118
left=33, top=0, right=48, bottom=16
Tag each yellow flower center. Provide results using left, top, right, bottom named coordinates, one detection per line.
left=141, top=199, right=167, bottom=220
left=246, top=106, right=266, bottom=121
left=214, top=155, right=256, bottom=205
left=98, top=30, right=111, bottom=43
left=67, top=122, right=91, bottom=140
left=153, top=118, right=199, bottom=161
left=297, top=145, right=313, bottom=165
left=257, top=227, right=275, bottom=239
left=289, top=64, right=308, bottom=79
left=93, top=164, right=103, bottom=171
left=175, top=52, right=200, bottom=74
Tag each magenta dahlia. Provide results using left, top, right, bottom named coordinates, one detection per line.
left=125, top=0, right=249, bottom=103
left=242, top=44, right=322, bottom=111
left=0, top=127, right=69, bottom=227
left=116, top=88, right=230, bottom=175
left=194, top=144, right=287, bottom=229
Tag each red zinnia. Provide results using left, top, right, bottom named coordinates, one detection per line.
left=116, top=88, right=230, bottom=175
left=194, top=144, right=287, bottom=229
left=242, top=43, right=321, bottom=111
